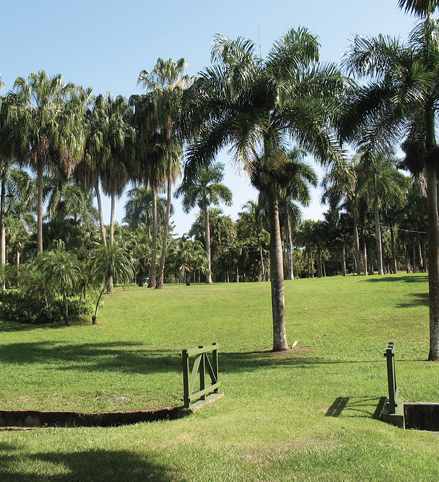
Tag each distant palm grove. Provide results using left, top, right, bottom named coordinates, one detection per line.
left=1, top=7, right=439, bottom=357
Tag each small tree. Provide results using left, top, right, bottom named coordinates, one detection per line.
left=88, top=244, right=134, bottom=324
left=172, top=237, right=208, bottom=286
left=39, top=248, right=81, bottom=326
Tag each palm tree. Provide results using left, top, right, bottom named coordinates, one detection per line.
left=123, top=185, right=166, bottom=235
left=12, top=71, right=90, bottom=253
left=88, top=243, right=134, bottom=324
left=175, top=162, right=232, bottom=283
left=183, top=29, right=346, bottom=350
left=40, top=249, right=81, bottom=326
left=137, top=58, right=192, bottom=289
left=341, top=16, right=439, bottom=359
left=322, top=157, right=361, bottom=274
left=237, top=200, right=270, bottom=281
left=277, top=148, right=317, bottom=280
left=91, top=93, right=135, bottom=245
left=356, top=151, right=408, bottom=275
left=171, top=237, right=208, bottom=286
left=0, top=93, right=35, bottom=279
left=46, top=178, right=98, bottom=227
left=129, top=93, right=178, bottom=288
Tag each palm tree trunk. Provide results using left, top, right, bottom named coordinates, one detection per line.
left=267, top=186, right=288, bottom=351
left=95, top=180, right=107, bottom=246
left=92, top=285, right=106, bottom=325
left=317, top=247, right=322, bottom=278
left=16, top=251, right=20, bottom=288
left=342, top=242, right=346, bottom=276
left=107, top=193, right=115, bottom=293
left=375, top=202, right=384, bottom=275
left=426, top=162, right=439, bottom=360
left=285, top=206, right=294, bottom=280
left=258, top=239, right=266, bottom=281
left=156, top=131, right=173, bottom=289
left=421, top=238, right=427, bottom=272
left=353, top=210, right=361, bottom=276
left=148, top=186, right=158, bottom=288
left=63, top=290, right=70, bottom=326
left=37, top=157, right=44, bottom=254
left=204, top=203, right=212, bottom=284
left=1, top=179, right=5, bottom=292
left=413, top=242, right=417, bottom=273
left=391, top=226, right=397, bottom=274
left=363, top=241, right=368, bottom=276
left=110, top=193, right=115, bottom=245
left=425, top=98, right=439, bottom=360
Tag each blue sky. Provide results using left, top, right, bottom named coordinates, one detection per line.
left=1, top=0, right=417, bottom=235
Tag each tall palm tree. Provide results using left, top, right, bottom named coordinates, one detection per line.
left=183, top=28, right=346, bottom=351
left=130, top=93, right=180, bottom=288
left=12, top=71, right=90, bottom=253
left=130, top=94, right=168, bottom=287
left=322, top=157, right=361, bottom=274
left=175, top=162, right=232, bottom=283
left=341, top=16, right=439, bottom=359
left=91, top=93, right=135, bottom=245
left=137, top=58, right=191, bottom=289
left=356, top=151, right=408, bottom=275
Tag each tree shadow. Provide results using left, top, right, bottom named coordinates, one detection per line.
left=0, top=342, right=387, bottom=377
left=0, top=341, right=181, bottom=375
left=0, top=442, right=183, bottom=481
left=362, top=275, right=428, bottom=283
left=396, top=293, right=429, bottom=308
left=0, top=319, right=73, bottom=333
left=325, top=396, right=387, bottom=420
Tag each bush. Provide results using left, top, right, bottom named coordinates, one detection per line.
left=0, top=288, right=98, bottom=324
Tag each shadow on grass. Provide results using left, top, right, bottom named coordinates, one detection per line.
left=0, top=341, right=387, bottom=377
left=0, top=341, right=181, bottom=375
left=220, top=351, right=386, bottom=373
left=396, top=292, right=429, bottom=308
left=0, top=319, right=74, bottom=333
left=0, top=442, right=183, bottom=482
left=325, top=396, right=387, bottom=420
left=361, top=275, right=428, bottom=283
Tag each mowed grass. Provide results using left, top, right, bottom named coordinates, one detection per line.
left=1, top=273, right=439, bottom=481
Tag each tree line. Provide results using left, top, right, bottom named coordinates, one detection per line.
left=1, top=0, right=439, bottom=358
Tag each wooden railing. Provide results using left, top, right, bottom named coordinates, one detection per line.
left=181, top=343, right=220, bottom=409
left=384, top=342, right=399, bottom=414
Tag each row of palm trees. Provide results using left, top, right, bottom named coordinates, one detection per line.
left=1, top=0, right=439, bottom=357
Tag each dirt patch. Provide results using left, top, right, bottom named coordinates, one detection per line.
left=242, top=438, right=344, bottom=466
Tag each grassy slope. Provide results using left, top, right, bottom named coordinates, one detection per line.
left=1, top=273, right=438, bottom=481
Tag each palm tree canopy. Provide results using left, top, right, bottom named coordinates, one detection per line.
left=88, top=243, right=134, bottom=287
left=13, top=70, right=90, bottom=177
left=340, top=15, right=439, bottom=161
left=184, top=27, right=347, bottom=177
left=123, top=185, right=168, bottom=230
left=175, top=162, right=232, bottom=214
left=398, top=0, right=439, bottom=15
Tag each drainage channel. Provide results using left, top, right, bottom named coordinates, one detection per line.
left=404, top=403, right=439, bottom=431
left=0, top=406, right=184, bottom=430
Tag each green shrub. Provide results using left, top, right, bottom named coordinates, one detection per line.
left=0, top=288, right=97, bottom=324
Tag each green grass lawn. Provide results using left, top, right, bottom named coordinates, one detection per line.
left=1, top=273, right=439, bottom=481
